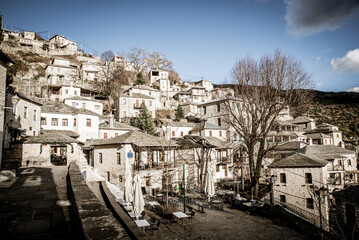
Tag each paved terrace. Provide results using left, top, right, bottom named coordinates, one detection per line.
left=0, top=166, right=72, bottom=239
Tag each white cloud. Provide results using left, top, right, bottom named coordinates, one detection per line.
left=346, top=87, right=359, bottom=92
left=285, top=0, right=359, bottom=36
left=331, top=49, right=359, bottom=73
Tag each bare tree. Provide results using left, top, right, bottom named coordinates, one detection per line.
left=127, top=47, right=148, bottom=73
left=146, top=51, right=173, bottom=71
left=224, top=50, right=313, bottom=199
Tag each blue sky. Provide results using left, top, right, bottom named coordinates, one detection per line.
left=1, top=0, right=359, bottom=92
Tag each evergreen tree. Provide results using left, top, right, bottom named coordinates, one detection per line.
left=136, top=72, right=145, bottom=85
left=136, top=102, right=156, bottom=135
left=175, top=104, right=184, bottom=120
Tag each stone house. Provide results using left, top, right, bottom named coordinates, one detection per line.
left=4, top=92, right=42, bottom=147
left=44, top=84, right=97, bottom=102
left=149, top=70, right=169, bottom=85
left=114, top=92, right=156, bottom=122
left=49, top=34, right=78, bottom=53
left=99, top=116, right=138, bottom=139
left=289, top=116, right=316, bottom=132
left=80, top=62, right=101, bottom=81
left=180, top=102, right=199, bottom=117
left=64, top=96, right=103, bottom=116
left=87, top=131, right=178, bottom=195
left=45, top=57, right=78, bottom=87
left=304, top=123, right=343, bottom=146
left=269, top=153, right=331, bottom=230
left=266, top=121, right=300, bottom=144
left=299, top=145, right=358, bottom=188
left=41, top=102, right=100, bottom=142
left=190, top=121, right=227, bottom=142
left=159, top=119, right=196, bottom=140
left=189, top=86, right=207, bottom=103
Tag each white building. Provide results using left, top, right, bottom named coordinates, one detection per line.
left=99, top=116, right=138, bottom=139
left=64, top=96, right=103, bottom=116
left=45, top=85, right=97, bottom=102
left=160, top=120, right=196, bottom=140
left=149, top=70, right=169, bottom=85
left=45, top=57, right=78, bottom=87
left=41, top=102, right=100, bottom=142
left=49, top=34, right=78, bottom=53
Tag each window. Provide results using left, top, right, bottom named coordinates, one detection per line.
left=74, top=90, right=78, bottom=95
left=72, top=102, right=76, bottom=107
left=107, top=171, right=110, bottom=181
left=123, top=98, right=126, bottom=105
left=33, top=131, right=36, bottom=136
left=33, top=110, right=37, bottom=121
left=82, top=103, right=86, bottom=109
left=347, top=160, right=351, bottom=166
left=280, top=173, right=286, bottom=183
left=119, top=175, right=123, bottom=182
left=86, top=118, right=91, bottom=127
left=219, top=131, right=222, bottom=137
left=29, top=127, right=32, bottom=131
left=99, top=153, right=102, bottom=163
left=136, top=99, right=139, bottom=108
left=180, top=132, right=184, bottom=137
left=305, top=173, right=312, bottom=184
left=338, top=160, right=342, bottom=166
left=115, top=133, right=119, bottom=137
left=24, top=106, right=28, bottom=118
left=216, top=165, right=220, bottom=172
left=117, top=153, right=121, bottom=165
left=306, top=198, right=314, bottom=209
left=203, top=106, right=207, bottom=115
left=74, top=118, right=77, bottom=127
left=65, top=89, right=68, bottom=94
left=172, top=131, right=175, bottom=137
left=95, top=105, right=100, bottom=109
left=123, top=111, right=126, bottom=117
left=146, top=178, right=151, bottom=187
left=41, top=117, right=46, bottom=125
left=51, top=118, right=58, bottom=126
left=218, top=118, right=221, bottom=126
left=217, top=103, right=221, bottom=112
left=62, top=119, right=68, bottom=126
left=209, top=130, right=212, bottom=137
left=149, top=100, right=152, bottom=106
left=280, top=195, right=286, bottom=203
left=104, top=133, right=108, bottom=138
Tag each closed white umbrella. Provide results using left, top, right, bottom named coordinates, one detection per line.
left=133, top=174, right=145, bottom=218
left=204, top=165, right=215, bottom=202
left=124, top=167, right=133, bottom=203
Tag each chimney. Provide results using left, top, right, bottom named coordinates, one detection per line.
left=340, top=141, right=345, bottom=149
left=109, top=113, right=114, bottom=128
left=308, top=138, right=313, bottom=145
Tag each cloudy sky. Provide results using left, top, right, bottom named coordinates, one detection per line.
left=1, top=0, right=359, bottom=92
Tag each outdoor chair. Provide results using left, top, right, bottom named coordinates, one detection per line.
left=151, top=220, right=161, bottom=233
left=141, top=211, right=146, bottom=218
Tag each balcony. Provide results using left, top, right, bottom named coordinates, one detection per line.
left=133, top=104, right=141, bottom=109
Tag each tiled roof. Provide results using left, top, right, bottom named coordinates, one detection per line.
left=42, top=102, right=100, bottom=116
left=304, top=133, right=332, bottom=139
left=269, top=153, right=329, bottom=168
left=162, top=120, right=196, bottom=128
left=289, top=116, right=314, bottom=124
left=17, top=93, right=43, bottom=106
left=24, top=132, right=80, bottom=144
left=127, top=85, right=159, bottom=92
left=90, top=131, right=178, bottom=148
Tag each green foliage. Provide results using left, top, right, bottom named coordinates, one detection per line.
left=136, top=102, right=156, bottom=135
left=136, top=72, right=145, bottom=85
left=175, top=104, right=184, bottom=120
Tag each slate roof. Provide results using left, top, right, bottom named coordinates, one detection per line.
left=24, top=132, right=80, bottom=144
left=269, top=153, right=329, bottom=168
left=304, top=133, right=332, bottom=139
left=289, top=116, right=314, bottom=124
left=126, top=85, right=159, bottom=92
left=41, top=130, right=79, bottom=138
left=99, top=121, right=138, bottom=130
left=332, top=184, right=359, bottom=202
left=64, top=96, right=102, bottom=103
left=90, top=131, right=178, bottom=148
left=119, top=93, right=155, bottom=99
left=17, top=93, right=43, bottom=106
left=162, top=120, right=196, bottom=128
left=42, top=102, right=100, bottom=116
left=299, top=145, right=354, bottom=158
left=274, top=141, right=307, bottom=151
left=191, top=121, right=225, bottom=133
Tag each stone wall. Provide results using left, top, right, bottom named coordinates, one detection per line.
left=67, top=162, right=128, bottom=240
left=0, top=59, right=7, bottom=168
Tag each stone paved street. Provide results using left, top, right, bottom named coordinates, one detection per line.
left=0, top=166, right=72, bottom=239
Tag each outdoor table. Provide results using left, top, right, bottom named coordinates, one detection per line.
left=211, top=200, right=224, bottom=211
left=195, top=201, right=206, bottom=213
left=172, top=211, right=189, bottom=226
left=124, top=205, right=133, bottom=211
left=148, top=201, right=160, bottom=206
left=134, top=219, right=150, bottom=232
left=128, top=211, right=141, bottom=219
